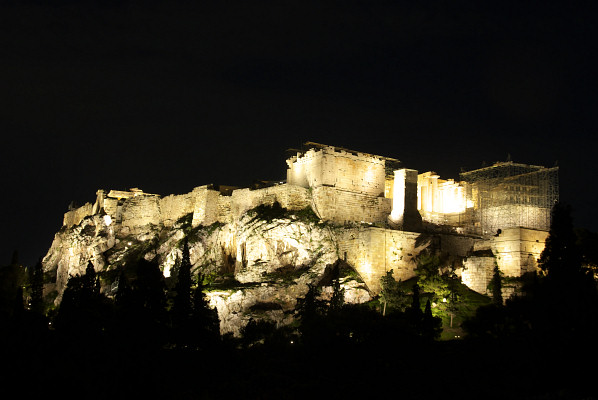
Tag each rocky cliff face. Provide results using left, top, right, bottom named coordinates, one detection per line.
left=43, top=204, right=371, bottom=336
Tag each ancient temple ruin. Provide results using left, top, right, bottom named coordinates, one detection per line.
left=57, top=142, right=558, bottom=297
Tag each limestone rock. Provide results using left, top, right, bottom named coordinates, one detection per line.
left=42, top=205, right=362, bottom=335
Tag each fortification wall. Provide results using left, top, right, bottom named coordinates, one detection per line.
left=159, top=190, right=198, bottom=227
left=191, top=186, right=220, bottom=227
left=287, top=147, right=386, bottom=196
left=462, top=256, right=495, bottom=294
left=227, top=184, right=311, bottom=221
left=337, top=227, right=428, bottom=293
left=459, top=227, right=548, bottom=295
left=438, top=234, right=476, bottom=257
left=217, top=196, right=233, bottom=224
left=103, top=198, right=119, bottom=221
left=312, top=186, right=391, bottom=224
left=121, top=195, right=161, bottom=232
left=492, top=227, right=547, bottom=276
left=63, top=203, right=93, bottom=227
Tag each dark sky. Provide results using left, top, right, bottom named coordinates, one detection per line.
left=1, top=0, right=596, bottom=267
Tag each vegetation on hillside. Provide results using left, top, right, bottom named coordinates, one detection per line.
left=1, top=202, right=597, bottom=398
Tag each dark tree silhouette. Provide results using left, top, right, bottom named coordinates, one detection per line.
left=12, top=286, right=25, bottom=320
left=114, top=258, right=169, bottom=348
left=173, top=237, right=192, bottom=323
left=409, top=283, right=422, bottom=315
left=379, top=269, right=408, bottom=315
left=539, top=203, right=582, bottom=281
left=54, top=262, right=111, bottom=338
left=83, top=261, right=100, bottom=295
left=296, top=283, right=326, bottom=343
left=422, top=299, right=442, bottom=340
left=534, top=203, right=598, bottom=342
left=179, top=272, right=220, bottom=349
left=465, top=203, right=598, bottom=345
left=29, top=258, right=44, bottom=315
left=328, top=265, right=345, bottom=314
left=114, top=269, right=134, bottom=308
left=490, top=263, right=503, bottom=306
left=131, top=258, right=167, bottom=317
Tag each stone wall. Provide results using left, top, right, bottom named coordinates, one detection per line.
left=226, top=184, right=311, bottom=222
left=312, top=186, right=391, bottom=224
left=286, top=146, right=387, bottom=196
left=63, top=202, right=93, bottom=227
left=459, top=227, right=548, bottom=295
left=438, top=234, right=477, bottom=257
left=337, top=227, right=428, bottom=293
left=160, top=190, right=198, bottom=227
left=120, top=195, right=161, bottom=233
left=492, top=227, right=548, bottom=276
left=192, top=186, right=221, bottom=226
left=462, top=256, right=495, bottom=294
left=478, top=205, right=551, bottom=236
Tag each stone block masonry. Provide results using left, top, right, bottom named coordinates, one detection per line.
left=311, top=186, right=391, bottom=224
left=63, top=202, right=93, bottom=227
left=55, top=143, right=554, bottom=299
left=337, top=227, right=429, bottom=293
left=286, top=145, right=387, bottom=196
left=62, top=184, right=312, bottom=231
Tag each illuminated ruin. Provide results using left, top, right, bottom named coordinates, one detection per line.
left=51, top=142, right=558, bottom=302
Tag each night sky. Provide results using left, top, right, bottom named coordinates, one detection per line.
left=1, top=0, right=596, bottom=268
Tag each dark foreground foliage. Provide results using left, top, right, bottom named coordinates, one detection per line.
left=2, top=203, right=597, bottom=399
left=2, top=299, right=596, bottom=400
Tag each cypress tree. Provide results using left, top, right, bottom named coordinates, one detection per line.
left=407, top=283, right=424, bottom=330
left=191, top=272, right=220, bottom=344
left=539, top=202, right=581, bottom=281
left=411, top=283, right=421, bottom=312
left=329, top=265, right=345, bottom=314
left=30, top=258, right=44, bottom=315
left=535, top=203, right=598, bottom=341
left=83, top=261, right=100, bottom=296
left=490, top=263, right=503, bottom=306
left=54, top=263, right=109, bottom=337
left=173, top=238, right=192, bottom=322
left=297, top=284, right=325, bottom=342
left=422, top=299, right=442, bottom=340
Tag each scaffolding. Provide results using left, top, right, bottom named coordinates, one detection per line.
left=460, top=162, right=559, bottom=236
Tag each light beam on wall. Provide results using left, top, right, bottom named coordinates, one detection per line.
left=390, top=169, right=406, bottom=222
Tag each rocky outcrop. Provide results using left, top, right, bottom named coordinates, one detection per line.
left=42, top=204, right=370, bottom=336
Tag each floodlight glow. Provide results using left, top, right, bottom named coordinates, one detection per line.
left=390, top=169, right=406, bottom=222
left=103, top=215, right=112, bottom=226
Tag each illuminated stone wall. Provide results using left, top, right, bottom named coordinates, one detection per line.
left=477, top=205, right=552, bottom=236
left=56, top=145, right=555, bottom=303
left=227, top=184, right=311, bottom=223
left=461, top=227, right=548, bottom=295
left=311, top=186, right=391, bottom=224
left=286, top=146, right=391, bottom=223
left=192, top=186, right=221, bottom=226
left=286, top=146, right=386, bottom=196
left=462, top=256, right=495, bottom=294
left=492, top=227, right=548, bottom=276
left=337, top=227, right=429, bottom=293
left=120, top=195, right=161, bottom=233
left=63, top=202, right=93, bottom=227
left=160, top=190, right=201, bottom=227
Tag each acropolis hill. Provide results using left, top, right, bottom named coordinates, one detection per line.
left=43, top=142, right=559, bottom=335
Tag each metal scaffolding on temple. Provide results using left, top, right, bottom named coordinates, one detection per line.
left=460, top=162, right=559, bottom=236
